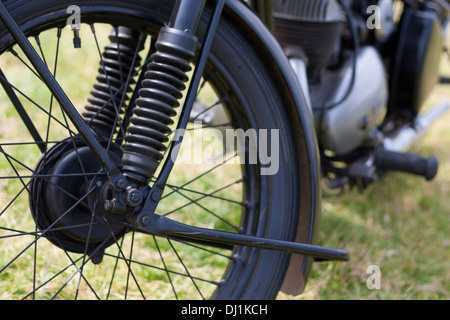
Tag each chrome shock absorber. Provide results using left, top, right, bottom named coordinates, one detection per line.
left=83, top=27, right=143, bottom=138
left=121, top=27, right=198, bottom=184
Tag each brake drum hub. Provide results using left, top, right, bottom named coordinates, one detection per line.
left=29, top=137, right=127, bottom=262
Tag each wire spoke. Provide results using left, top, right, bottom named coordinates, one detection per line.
left=160, top=152, right=239, bottom=202
left=90, top=24, right=127, bottom=141
left=102, top=249, right=222, bottom=286
left=21, top=255, right=84, bottom=300
left=8, top=48, right=44, bottom=81
left=0, top=146, right=95, bottom=203
left=189, top=94, right=229, bottom=123
left=106, top=236, right=125, bottom=300
left=0, top=186, right=97, bottom=275
left=105, top=28, right=145, bottom=152
left=167, top=238, right=205, bottom=299
left=107, top=227, right=146, bottom=300
left=162, top=179, right=243, bottom=232
left=152, top=235, right=178, bottom=299
left=0, top=74, right=76, bottom=135
left=0, top=222, right=102, bottom=240
left=164, top=181, right=244, bottom=206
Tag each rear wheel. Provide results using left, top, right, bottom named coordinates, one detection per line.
left=0, top=0, right=311, bottom=299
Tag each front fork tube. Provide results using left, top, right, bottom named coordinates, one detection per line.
left=120, top=0, right=208, bottom=187
left=121, top=0, right=226, bottom=214
left=106, top=0, right=222, bottom=214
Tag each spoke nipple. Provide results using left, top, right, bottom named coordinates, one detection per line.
left=231, top=253, right=242, bottom=264
left=73, top=29, right=81, bottom=49
left=242, top=200, right=251, bottom=208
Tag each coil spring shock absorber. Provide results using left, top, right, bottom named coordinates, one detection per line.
left=83, top=27, right=143, bottom=138
left=121, top=27, right=198, bottom=184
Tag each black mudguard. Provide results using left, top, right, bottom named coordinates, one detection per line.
left=226, top=0, right=321, bottom=295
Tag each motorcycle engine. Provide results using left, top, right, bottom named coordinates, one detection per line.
left=273, top=0, right=343, bottom=69
left=273, top=0, right=389, bottom=155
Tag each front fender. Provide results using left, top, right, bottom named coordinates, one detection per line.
left=224, top=0, right=322, bottom=295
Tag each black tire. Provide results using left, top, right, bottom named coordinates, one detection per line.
left=0, top=0, right=310, bottom=299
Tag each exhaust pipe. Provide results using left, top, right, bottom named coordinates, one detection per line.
left=375, top=100, right=449, bottom=181
left=383, top=100, right=450, bottom=153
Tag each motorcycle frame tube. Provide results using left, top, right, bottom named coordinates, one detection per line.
left=0, top=0, right=322, bottom=295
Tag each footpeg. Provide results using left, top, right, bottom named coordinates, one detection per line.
left=375, top=147, right=439, bottom=181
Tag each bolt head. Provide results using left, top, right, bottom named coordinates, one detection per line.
left=126, top=189, right=143, bottom=207
left=141, top=216, right=151, bottom=226
left=116, top=178, right=127, bottom=190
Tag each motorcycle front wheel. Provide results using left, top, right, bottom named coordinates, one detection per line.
left=0, top=0, right=314, bottom=299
